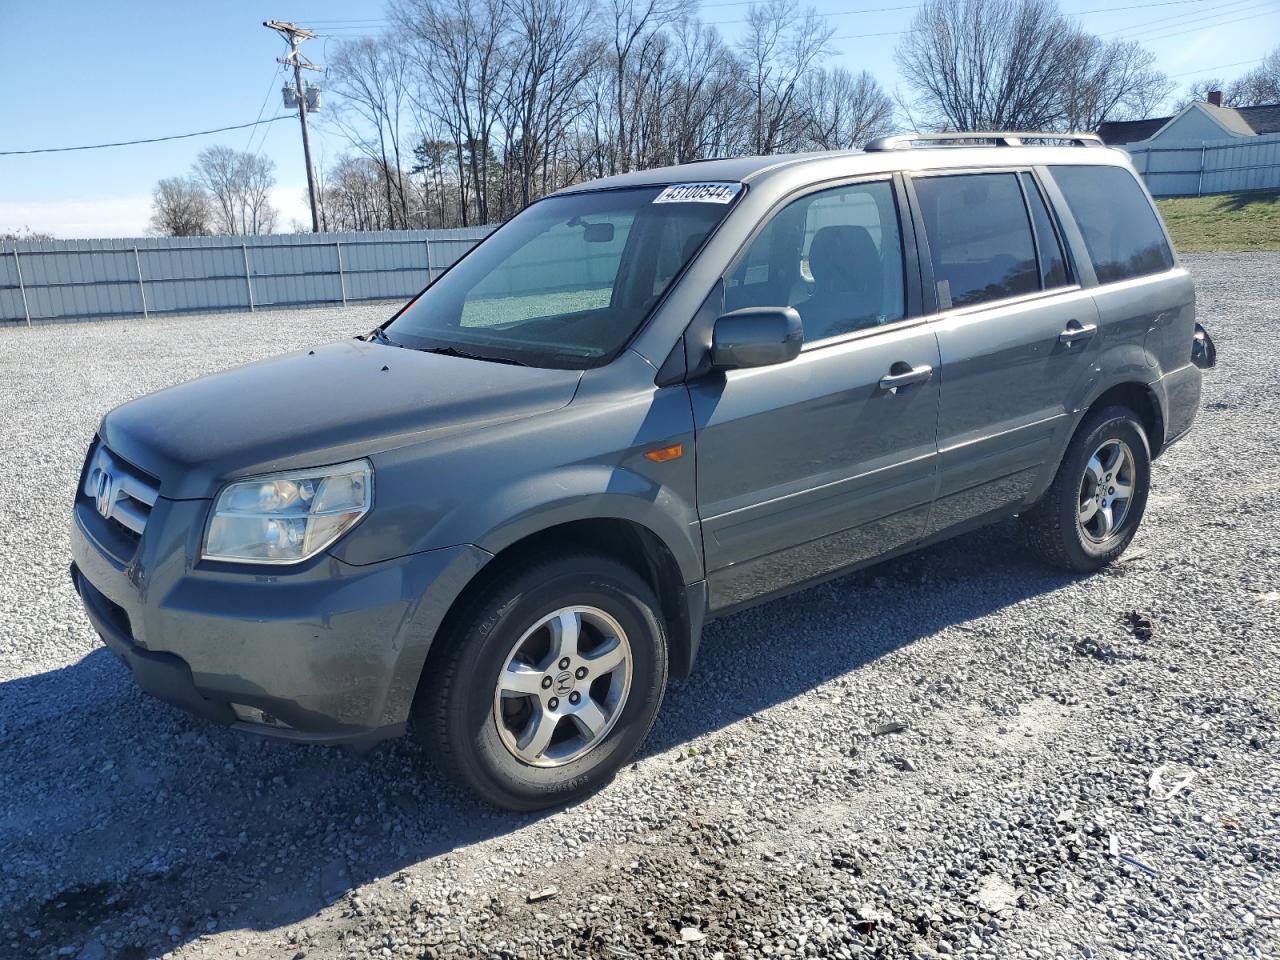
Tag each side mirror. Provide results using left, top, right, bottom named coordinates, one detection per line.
left=710, top=307, right=803, bottom=371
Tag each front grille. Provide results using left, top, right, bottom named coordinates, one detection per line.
left=82, top=440, right=160, bottom=540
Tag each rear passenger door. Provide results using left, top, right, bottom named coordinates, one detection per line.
left=1047, top=163, right=1192, bottom=392
left=907, top=169, right=1102, bottom=534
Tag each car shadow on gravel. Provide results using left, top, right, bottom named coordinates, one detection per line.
left=1, top=521, right=1074, bottom=959
left=648, top=521, right=1076, bottom=752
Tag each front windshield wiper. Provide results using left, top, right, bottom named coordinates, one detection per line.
left=362, top=326, right=402, bottom=347
left=419, top=344, right=531, bottom=367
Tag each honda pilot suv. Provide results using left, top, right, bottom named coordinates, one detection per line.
left=71, top=133, right=1215, bottom=810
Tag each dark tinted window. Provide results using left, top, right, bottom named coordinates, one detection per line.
left=1051, top=165, right=1173, bottom=284
left=915, top=173, right=1039, bottom=309
left=1021, top=173, right=1069, bottom=289
left=725, top=179, right=905, bottom=343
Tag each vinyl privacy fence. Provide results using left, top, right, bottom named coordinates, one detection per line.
left=0, top=226, right=494, bottom=326
left=1126, top=133, right=1280, bottom=198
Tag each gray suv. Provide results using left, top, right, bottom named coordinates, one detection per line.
left=71, top=133, right=1215, bottom=810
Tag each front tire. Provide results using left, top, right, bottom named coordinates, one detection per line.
left=413, top=553, right=668, bottom=811
left=1022, top=405, right=1151, bottom=572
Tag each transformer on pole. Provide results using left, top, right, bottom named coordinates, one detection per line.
left=264, top=20, right=322, bottom=233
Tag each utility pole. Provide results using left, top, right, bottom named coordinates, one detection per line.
left=264, top=20, right=321, bottom=232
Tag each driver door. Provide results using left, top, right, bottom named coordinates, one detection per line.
left=689, top=176, right=941, bottom=611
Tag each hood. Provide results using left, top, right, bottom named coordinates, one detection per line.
left=101, top=339, right=583, bottom=499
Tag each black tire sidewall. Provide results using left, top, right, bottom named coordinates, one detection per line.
left=1057, top=410, right=1151, bottom=567
left=442, top=559, right=667, bottom=810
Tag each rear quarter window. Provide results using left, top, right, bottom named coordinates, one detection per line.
left=1050, top=165, right=1173, bottom=285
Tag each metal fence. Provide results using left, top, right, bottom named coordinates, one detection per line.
left=0, top=226, right=495, bottom=326
left=1125, top=133, right=1280, bottom=198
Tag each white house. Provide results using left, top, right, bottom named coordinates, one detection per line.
left=1097, top=94, right=1280, bottom=197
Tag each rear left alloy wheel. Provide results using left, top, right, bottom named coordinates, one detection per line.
left=414, top=553, right=668, bottom=811
left=1022, top=405, right=1151, bottom=572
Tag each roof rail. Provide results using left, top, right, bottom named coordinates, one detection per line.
left=863, top=131, right=1104, bottom=151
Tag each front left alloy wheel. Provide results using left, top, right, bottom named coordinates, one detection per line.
left=414, top=553, right=668, bottom=811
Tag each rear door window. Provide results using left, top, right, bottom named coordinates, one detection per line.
left=913, top=173, right=1039, bottom=310
left=1021, top=173, right=1069, bottom=290
left=1050, top=165, right=1173, bottom=284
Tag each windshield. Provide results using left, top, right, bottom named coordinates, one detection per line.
left=385, top=185, right=740, bottom=368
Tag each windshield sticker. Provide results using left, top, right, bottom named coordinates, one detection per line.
left=653, top=182, right=741, bottom=204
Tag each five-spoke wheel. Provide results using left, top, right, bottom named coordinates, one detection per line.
left=414, top=553, right=667, bottom=811
left=1077, top=438, right=1136, bottom=544
left=1023, top=405, right=1151, bottom=572
left=494, top=606, right=632, bottom=767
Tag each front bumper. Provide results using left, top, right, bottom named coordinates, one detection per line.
left=71, top=492, right=490, bottom=746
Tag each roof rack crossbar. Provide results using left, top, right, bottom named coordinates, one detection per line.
left=863, top=131, right=1104, bottom=151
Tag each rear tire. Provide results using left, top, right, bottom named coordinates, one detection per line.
left=1022, top=405, right=1151, bottom=573
left=412, top=552, right=668, bottom=811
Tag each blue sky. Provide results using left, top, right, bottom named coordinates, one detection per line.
left=1, top=0, right=1275, bottom=237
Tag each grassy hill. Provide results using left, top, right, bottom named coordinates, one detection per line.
left=1156, top=190, right=1280, bottom=252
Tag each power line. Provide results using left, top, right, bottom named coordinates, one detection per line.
left=1102, top=0, right=1265, bottom=36
left=245, top=66, right=287, bottom=156
left=831, top=28, right=911, bottom=40
left=709, top=0, right=1226, bottom=26
left=829, top=0, right=1268, bottom=43
left=305, top=0, right=1225, bottom=18
left=0, top=116, right=294, bottom=157
left=1110, top=4, right=1277, bottom=40
left=1168, top=57, right=1263, bottom=79
left=706, top=3, right=916, bottom=26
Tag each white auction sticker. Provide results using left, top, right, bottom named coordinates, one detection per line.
left=653, top=182, right=741, bottom=204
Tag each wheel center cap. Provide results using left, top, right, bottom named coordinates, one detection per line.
left=553, top=671, right=575, bottom=696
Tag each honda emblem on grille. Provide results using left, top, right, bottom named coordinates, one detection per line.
left=95, top=471, right=114, bottom=519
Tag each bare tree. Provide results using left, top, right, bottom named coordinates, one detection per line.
left=665, top=20, right=752, bottom=162
left=1175, top=78, right=1228, bottom=110
left=1228, top=46, right=1280, bottom=107
left=1060, top=38, right=1170, bottom=130
left=896, top=0, right=1083, bottom=132
left=192, top=146, right=278, bottom=236
left=321, top=155, right=401, bottom=231
left=499, top=0, right=596, bottom=209
left=0, top=226, right=55, bottom=242
left=148, top=177, right=211, bottom=236
left=315, top=0, right=1172, bottom=232
left=602, top=0, right=682, bottom=173
left=394, top=0, right=511, bottom=224
left=800, top=67, right=894, bottom=149
left=1175, top=50, right=1280, bottom=110
left=739, top=0, right=834, bottom=153
left=328, top=37, right=415, bottom=227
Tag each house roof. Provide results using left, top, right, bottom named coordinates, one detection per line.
left=1203, top=101, right=1258, bottom=136
left=1237, top=103, right=1280, bottom=134
left=1097, top=116, right=1171, bottom=145
left=1097, top=101, right=1280, bottom=145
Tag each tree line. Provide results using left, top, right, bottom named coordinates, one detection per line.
left=148, top=0, right=1280, bottom=236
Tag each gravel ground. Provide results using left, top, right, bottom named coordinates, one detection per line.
left=1, top=255, right=1277, bottom=960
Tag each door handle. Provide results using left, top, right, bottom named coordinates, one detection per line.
left=878, top=363, right=933, bottom=391
left=1059, top=321, right=1098, bottom=345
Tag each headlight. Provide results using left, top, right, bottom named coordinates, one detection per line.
left=203, top=460, right=372, bottom=564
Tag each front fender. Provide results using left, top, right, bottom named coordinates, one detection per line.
left=332, top=356, right=703, bottom=578
left=440, top=463, right=704, bottom=585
